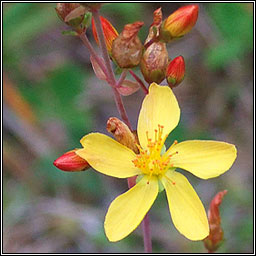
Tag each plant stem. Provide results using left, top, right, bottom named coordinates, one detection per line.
left=116, top=70, right=127, bottom=88
left=91, top=9, right=152, bottom=254
left=79, top=33, right=108, bottom=78
left=129, top=70, right=148, bottom=94
left=92, top=10, right=116, bottom=86
left=142, top=213, right=152, bottom=253
left=92, top=9, right=131, bottom=130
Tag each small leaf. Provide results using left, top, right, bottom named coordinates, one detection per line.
left=117, top=80, right=140, bottom=96
left=82, top=12, right=92, bottom=27
left=62, top=30, right=78, bottom=36
left=90, top=55, right=107, bottom=81
left=64, top=5, right=86, bottom=23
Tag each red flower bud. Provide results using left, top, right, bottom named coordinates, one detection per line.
left=112, top=21, right=144, bottom=68
left=55, top=3, right=86, bottom=27
left=160, top=5, right=199, bottom=42
left=92, top=16, right=119, bottom=53
left=166, top=56, right=185, bottom=88
left=53, top=149, right=90, bottom=172
left=204, top=190, right=228, bottom=253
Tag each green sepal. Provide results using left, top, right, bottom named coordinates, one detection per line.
left=160, top=144, right=166, bottom=155
left=136, top=174, right=144, bottom=184
left=158, top=180, right=165, bottom=193
left=62, top=30, right=78, bottom=36
left=82, top=12, right=92, bottom=27
left=115, top=65, right=123, bottom=75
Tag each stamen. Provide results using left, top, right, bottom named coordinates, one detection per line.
left=132, top=124, right=176, bottom=177
left=164, top=174, right=176, bottom=185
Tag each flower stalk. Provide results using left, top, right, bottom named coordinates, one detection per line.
left=91, top=9, right=131, bottom=130
left=129, top=70, right=148, bottom=94
left=92, top=9, right=151, bottom=252
left=142, top=213, right=152, bottom=253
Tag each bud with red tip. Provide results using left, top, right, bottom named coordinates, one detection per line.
left=160, top=5, right=199, bottom=42
left=55, top=3, right=86, bottom=28
left=112, top=21, right=144, bottom=68
left=204, top=190, right=228, bottom=253
left=92, top=16, right=119, bottom=54
left=53, top=149, right=90, bottom=172
left=166, top=56, right=185, bottom=88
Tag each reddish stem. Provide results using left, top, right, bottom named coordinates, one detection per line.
left=91, top=10, right=132, bottom=130
left=142, top=213, right=152, bottom=253
left=129, top=70, right=148, bottom=94
left=79, top=33, right=108, bottom=78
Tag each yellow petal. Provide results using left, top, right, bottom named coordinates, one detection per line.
left=104, top=175, right=158, bottom=242
left=161, top=170, right=209, bottom=241
left=166, top=140, right=237, bottom=179
left=76, top=133, right=141, bottom=178
left=137, top=83, right=180, bottom=149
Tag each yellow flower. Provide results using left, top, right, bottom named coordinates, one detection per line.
left=76, top=83, right=237, bottom=242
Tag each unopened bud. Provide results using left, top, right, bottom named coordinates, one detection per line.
left=107, top=117, right=139, bottom=154
left=140, top=42, right=168, bottom=84
left=204, top=190, right=228, bottom=253
left=92, top=16, right=119, bottom=53
left=166, top=56, right=185, bottom=88
left=53, top=149, right=90, bottom=172
left=56, top=3, right=86, bottom=28
left=112, top=21, right=144, bottom=68
left=160, top=5, right=199, bottom=42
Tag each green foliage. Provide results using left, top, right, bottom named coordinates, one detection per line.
left=205, top=3, right=253, bottom=69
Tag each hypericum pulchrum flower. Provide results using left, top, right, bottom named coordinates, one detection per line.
left=76, top=83, right=237, bottom=242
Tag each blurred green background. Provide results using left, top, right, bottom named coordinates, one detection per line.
left=3, top=3, right=253, bottom=253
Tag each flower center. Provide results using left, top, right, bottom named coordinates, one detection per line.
left=132, top=124, right=178, bottom=177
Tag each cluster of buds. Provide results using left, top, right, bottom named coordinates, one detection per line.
left=203, top=190, right=228, bottom=253
left=55, top=3, right=198, bottom=89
